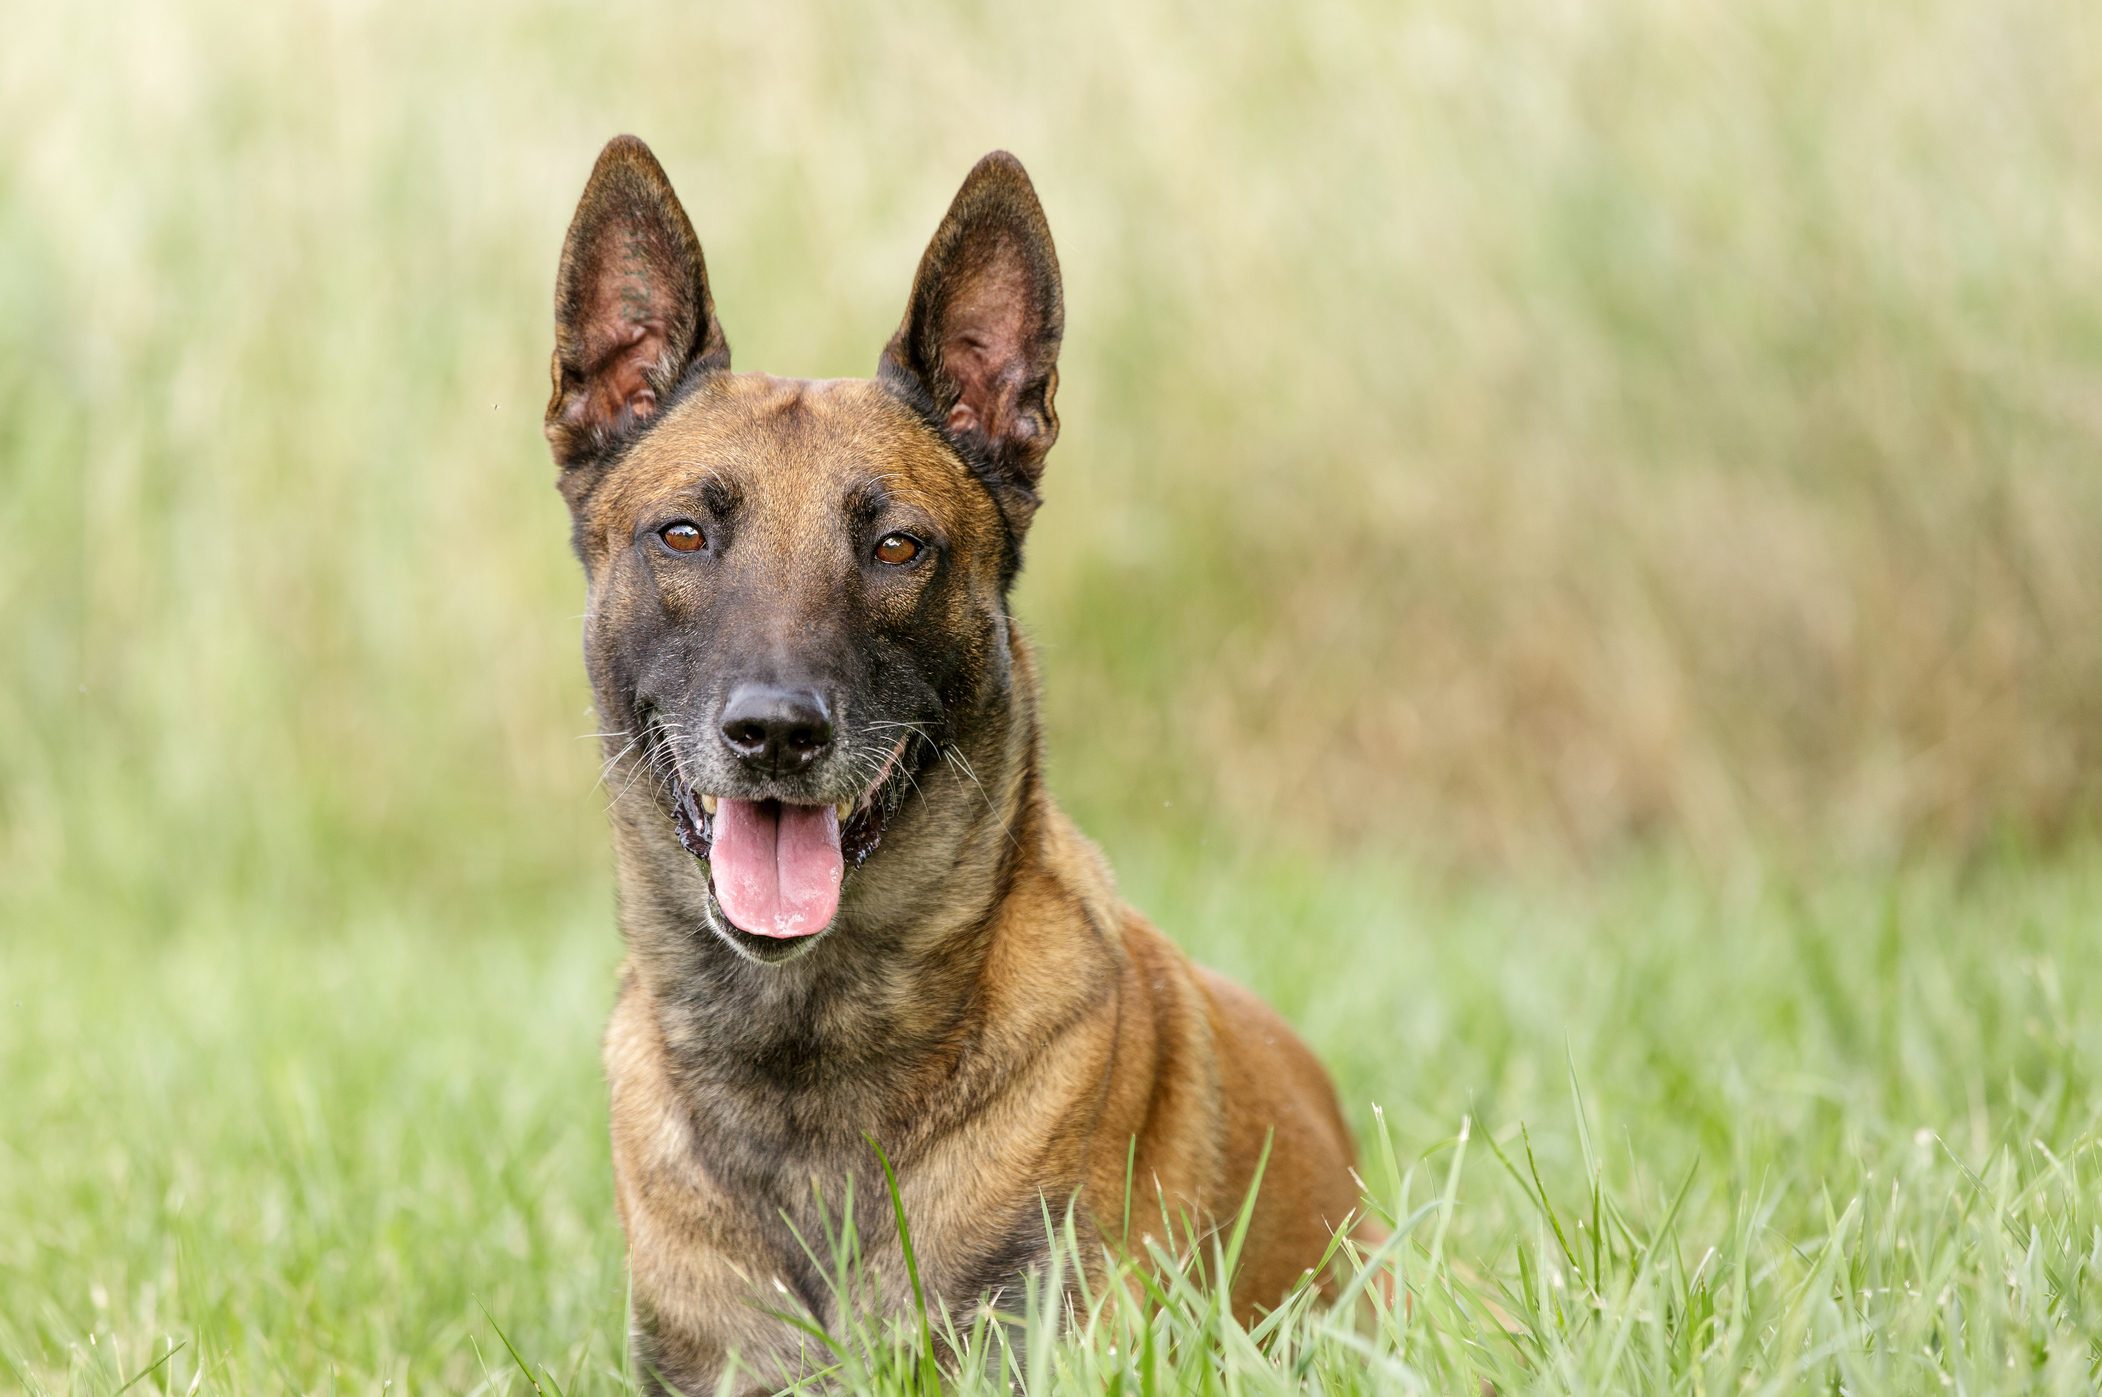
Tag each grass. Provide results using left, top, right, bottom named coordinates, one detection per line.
left=5, top=0, right=2102, bottom=897
left=7, top=852, right=2102, bottom=1392
left=6, top=0, right=2102, bottom=1390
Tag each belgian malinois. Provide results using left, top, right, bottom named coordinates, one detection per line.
left=544, top=136, right=1369, bottom=1393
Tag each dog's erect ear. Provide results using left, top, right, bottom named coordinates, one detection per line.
left=878, top=152, right=1063, bottom=549
left=545, top=136, right=728, bottom=474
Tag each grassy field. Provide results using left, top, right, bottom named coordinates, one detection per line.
left=5, top=0, right=2102, bottom=1390
left=8, top=857, right=2102, bottom=1392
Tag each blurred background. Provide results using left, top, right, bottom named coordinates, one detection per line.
left=7, top=1, right=2102, bottom=1387
left=5, top=0, right=2101, bottom=929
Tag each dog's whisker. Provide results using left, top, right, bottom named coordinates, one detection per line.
left=604, top=748, right=656, bottom=812
left=944, top=742, right=1021, bottom=855
left=594, top=736, right=643, bottom=796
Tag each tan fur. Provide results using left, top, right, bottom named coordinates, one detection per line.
left=603, top=771, right=1369, bottom=1390
left=546, top=140, right=1371, bottom=1395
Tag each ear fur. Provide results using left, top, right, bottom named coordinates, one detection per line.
left=545, top=136, right=728, bottom=480
left=878, top=152, right=1064, bottom=557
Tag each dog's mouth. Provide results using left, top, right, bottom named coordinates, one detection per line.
left=660, top=732, right=921, bottom=944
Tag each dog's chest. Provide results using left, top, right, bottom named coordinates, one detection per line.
left=612, top=1013, right=1054, bottom=1311
left=658, top=1115, right=1057, bottom=1334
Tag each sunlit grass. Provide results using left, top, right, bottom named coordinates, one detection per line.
left=6, top=856, right=2100, bottom=1392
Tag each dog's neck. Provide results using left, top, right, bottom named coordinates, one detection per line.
left=607, top=624, right=1060, bottom=1141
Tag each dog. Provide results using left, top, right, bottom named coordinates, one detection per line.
left=543, top=136, right=1371, bottom=1393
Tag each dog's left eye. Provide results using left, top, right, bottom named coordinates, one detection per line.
left=659, top=522, right=706, bottom=553
left=873, top=532, right=922, bottom=566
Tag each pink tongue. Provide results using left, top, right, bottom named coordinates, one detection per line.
left=709, top=799, right=843, bottom=938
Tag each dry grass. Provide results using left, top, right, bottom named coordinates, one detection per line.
left=3, top=0, right=2100, bottom=904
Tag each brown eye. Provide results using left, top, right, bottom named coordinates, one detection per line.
left=659, top=522, right=705, bottom=553
left=874, top=532, right=922, bottom=566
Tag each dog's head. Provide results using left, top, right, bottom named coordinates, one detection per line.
left=545, top=137, right=1062, bottom=963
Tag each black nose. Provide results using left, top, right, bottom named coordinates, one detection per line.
left=718, top=684, right=835, bottom=774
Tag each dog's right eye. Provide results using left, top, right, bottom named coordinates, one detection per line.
left=873, top=532, right=922, bottom=566
left=659, top=522, right=705, bottom=553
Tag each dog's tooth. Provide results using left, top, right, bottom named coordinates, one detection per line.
left=700, top=794, right=718, bottom=816
left=835, top=801, right=852, bottom=823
